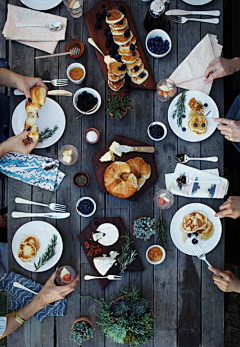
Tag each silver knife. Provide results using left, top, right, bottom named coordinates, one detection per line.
left=14, top=89, right=72, bottom=96
left=12, top=212, right=70, bottom=219
left=166, top=9, right=220, bottom=16
left=116, top=145, right=155, bottom=153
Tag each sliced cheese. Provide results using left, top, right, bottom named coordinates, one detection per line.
left=96, top=223, right=119, bottom=246
left=93, top=256, right=116, bottom=276
left=100, top=151, right=115, bottom=162
left=92, top=232, right=104, bottom=241
left=60, top=267, right=70, bottom=279
left=109, top=141, right=122, bottom=157
left=159, top=193, right=170, bottom=203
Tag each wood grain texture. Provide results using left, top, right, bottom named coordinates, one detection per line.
left=84, top=0, right=156, bottom=96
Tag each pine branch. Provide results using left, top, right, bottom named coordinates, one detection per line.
left=38, top=125, right=58, bottom=143
left=118, top=232, right=137, bottom=273
left=156, top=210, right=168, bottom=249
left=172, top=91, right=186, bottom=128
left=34, top=235, right=57, bottom=271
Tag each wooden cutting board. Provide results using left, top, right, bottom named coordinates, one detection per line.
left=84, top=0, right=156, bottom=96
left=92, top=135, right=158, bottom=201
left=78, top=217, right=143, bottom=289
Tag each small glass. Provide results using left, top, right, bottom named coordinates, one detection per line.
left=58, top=144, right=79, bottom=166
left=55, top=266, right=76, bottom=286
left=154, top=189, right=174, bottom=210
left=157, top=78, right=176, bottom=102
left=63, top=0, right=83, bottom=18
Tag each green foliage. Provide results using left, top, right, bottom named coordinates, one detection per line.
left=106, top=93, right=133, bottom=119
left=172, top=91, right=186, bottom=127
left=39, top=125, right=58, bottom=143
left=34, top=235, right=57, bottom=271
left=156, top=210, right=168, bottom=249
left=111, top=299, right=130, bottom=317
left=118, top=231, right=137, bottom=273
left=69, top=320, right=94, bottom=345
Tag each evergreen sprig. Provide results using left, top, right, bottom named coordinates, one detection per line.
left=172, top=91, right=186, bottom=127
left=118, top=231, right=137, bottom=273
left=106, top=93, right=133, bottom=119
left=39, top=125, right=58, bottom=143
left=156, top=210, right=168, bottom=249
left=34, top=235, right=57, bottom=271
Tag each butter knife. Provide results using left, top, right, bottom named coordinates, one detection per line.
left=12, top=212, right=70, bottom=219
left=116, top=145, right=155, bottom=153
left=14, top=89, right=72, bottom=96
left=166, top=10, right=220, bottom=16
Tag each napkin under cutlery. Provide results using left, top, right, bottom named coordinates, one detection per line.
left=0, top=152, right=65, bottom=191
left=169, top=33, right=223, bottom=94
left=165, top=163, right=229, bottom=199
left=2, top=4, right=67, bottom=54
left=0, top=272, right=67, bottom=323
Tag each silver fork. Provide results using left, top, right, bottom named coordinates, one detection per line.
left=84, top=275, right=122, bottom=280
left=43, top=79, right=68, bottom=87
left=15, top=197, right=66, bottom=212
left=192, top=242, right=222, bottom=277
left=169, top=16, right=219, bottom=25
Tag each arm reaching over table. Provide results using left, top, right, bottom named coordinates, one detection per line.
left=213, top=118, right=240, bottom=142
left=0, top=130, right=38, bottom=158
left=204, top=57, right=240, bottom=83
left=215, top=196, right=240, bottom=219
left=209, top=267, right=240, bottom=293
left=0, top=269, right=79, bottom=339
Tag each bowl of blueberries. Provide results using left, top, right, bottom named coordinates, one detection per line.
left=147, top=121, right=167, bottom=141
left=145, top=29, right=172, bottom=58
left=73, top=87, right=101, bottom=115
left=76, top=197, right=96, bottom=217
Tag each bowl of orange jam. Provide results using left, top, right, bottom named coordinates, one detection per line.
left=67, top=63, right=86, bottom=84
left=146, top=245, right=165, bottom=265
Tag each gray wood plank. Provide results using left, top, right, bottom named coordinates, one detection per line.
left=0, top=0, right=7, bottom=94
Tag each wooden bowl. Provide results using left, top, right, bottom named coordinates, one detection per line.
left=73, top=171, right=89, bottom=188
left=65, top=39, right=84, bottom=58
left=71, top=317, right=93, bottom=342
left=84, top=128, right=100, bottom=144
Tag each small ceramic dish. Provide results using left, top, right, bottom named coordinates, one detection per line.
left=73, top=172, right=89, bottom=188
left=73, top=87, right=101, bottom=115
left=84, top=128, right=100, bottom=144
left=65, top=39, right=84, bottom=58
left=58, top=144, right=79, bottom=165
left=76, top=197, right=96, bottom=217
left=145, top=29, right=172, bottom=58
left=147, top=121, right=167, bottom=141
left=67, top=63, right=86, bottom=84
left=146, top=245, right=166, bottom=265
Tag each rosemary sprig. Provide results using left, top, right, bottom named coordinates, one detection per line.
left=172, top=91, right=186, bottom=128
left=156, top=210, right=168, bottom=249
left=118, top=231, right=137, bottom=273
left=38, top=125, right=58, bottom=143
left=34, top=235, right=57, bottom=271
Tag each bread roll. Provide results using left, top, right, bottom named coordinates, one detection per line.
left=126, top=157, right=151, bottom=179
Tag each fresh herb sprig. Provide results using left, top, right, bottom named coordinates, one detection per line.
left=34, top=235, right=57, bottom=271
left=118, top=231, right=137, bottom=273
left=39, top=126, right=58, bottom=143
left=156, top=210, right=168, bottom=249
left=172, top=91, right=186, bottom=127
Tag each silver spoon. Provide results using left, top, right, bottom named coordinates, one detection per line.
left=13, top=282, right=38, bottom=295
left=175, top=154, right=218, bottom=164
left=16, top=21, right=63, bottom=31
left=6, top=162, right=56, bottom=173
left=177, top=175, right=221, bottom=187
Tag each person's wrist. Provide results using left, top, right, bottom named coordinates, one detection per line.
left=231, top=57, right=240, bottom=73
left=0, top=141, right=9, bottom=158
left=32, top=295, right=47, bottom=310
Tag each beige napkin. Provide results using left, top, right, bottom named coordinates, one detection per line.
left=2, top=4, right=67, bottom=54
left=169, top=34, right=223, bottom=95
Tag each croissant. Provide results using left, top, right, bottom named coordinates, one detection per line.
left=25, top=86, right=46, bottom=141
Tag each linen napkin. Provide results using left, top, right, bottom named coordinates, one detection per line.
left=169, top=34, right=223, bottom=95
left=0, top=272, right=67, bottom=323
left=2, top=4, right=67, bottom=54
left=0, top=152, right=65, bottom=191
left=165, top=163, right=228, bottom=199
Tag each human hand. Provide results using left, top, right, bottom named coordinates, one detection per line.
left=0, top=130, right=38, bottom=157
left=215, top=196, right=240, bottom=219
left=15, top=75, right=48, bottom=101
left=204, top=57, right=240, bottom=83
left=36, top=269, right=79, bottom=308
left=213, top=118, right=240, bottom=142
left=209, top=267, right=240, bottom=293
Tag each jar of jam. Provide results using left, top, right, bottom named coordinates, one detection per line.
left=144, top=0, right=171, bottom=33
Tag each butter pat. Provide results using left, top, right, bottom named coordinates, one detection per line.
left=109, top=141, right=122, bottom=157
left=100, top=151, right=115, bottom=162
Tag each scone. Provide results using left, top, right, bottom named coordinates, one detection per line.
left=113, top=31, right=133, bottom=46
left=127, top=63, right=144, bottom=77
left=121, top=50, right=140, bottom=64
left=109, top=17, right=128, bottom=30
left=108, top=73, right=125, bottom=82
left=106, top=10, right=124, bottom=24
left=18, top=242, right=37, bottom=262
left=131, top=69, right=149, bottom=85
left=126, top=58, right=142, bottom=70
left=22, top=235, right=40, bottom=251
left=190, top=211, right=207, bottom=230
left=108, top=62, right=126, bottom=76
left=108, top=78, right=125, bottom=91
left=188, top=114, right=207, bottom=135
left=182, top=215, right=198, bottom=233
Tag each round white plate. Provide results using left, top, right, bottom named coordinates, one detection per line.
left=168, top=90, right=219, bottom=142
left=12, top=97, right=66, bottom=149
left=182, top=0, right=212, bottom=5
left=20, top=0, right=62, bottom=11
left=12, top=221, right=63, bottom=272
left=170, top=203, right=222, bottom=256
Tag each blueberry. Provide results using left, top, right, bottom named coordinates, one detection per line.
left=112, top=43, right=118, bottom=50
left=187, top=233, right=191, bottom=238
left=105, top=41, right=111, bottom=48
left=134, top=66, right=139, bottom=72
left=106, top=12, right=110, bottom=17
left=194, top=232, right=199, bottom=237
left=204, top=103, right=208, bottom=107
left=121, top=64, right=126, bottom=70
left=119, top=20, right=123, bottom=25
left=143, top=72, right=146, bottom=77
left=115, top=53, right=120, bottom=58
left=125, top=74, right=131, bottom=82
left=192, top=238, right=198, bottom=245
left=182, top=114, right=186, bottom=118
left=193, top=123, right=197, bottom=127
left=118, top=5, right=126, bottom=14
left=182, top=127, right=186, bottom=132
left=95, top=13, right=102, bottom=21
left=95, top=21, right=101, bottom=29
left=130, top=44, right=135, bottom=51
left=139, top=73, right=143, bottom=78
left=102, top=4, right=106, bottom=8
left=201, top=123, right=205, bottom=127
left=117, top=57, right=121, bottom=62
left=117, top=66, right=120, bottom=70
left=124, top=29, right=130, bottom=37
left=104, top=28, right=108, bottom=36
left=107, top=30, right=112, bottom=36
left=109, top=49, right=116, bottom=58
left=132, top=51, right=136, bottom=56
left=102, top=11, right=107, bottom=19
left=125, top=82, right=131, bottom=89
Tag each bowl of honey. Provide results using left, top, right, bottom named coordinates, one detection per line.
left=146, top=245, right=165, bottom=265
left=67, top=63, right=86, bottom=84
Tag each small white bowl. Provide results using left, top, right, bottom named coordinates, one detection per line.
left=146, top=245, right=166, bottom=265
left=147, top=121, right=167, bottom=141
left=67, top=63, right=86, bottom=84
left=145, top=29, right=172, bottom=58
left=73, top=87, right=101, bottom=115
left=76, top=197, right=96, bottom=218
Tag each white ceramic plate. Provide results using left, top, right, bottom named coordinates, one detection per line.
left=168, top=90, right=219, bottom=142
left=182, top=0, right=212, bottom=5
left=20, top=0, right=63, bottom=11
left=12, top=97, right=66, bottom=149
left=12, top=221, right=63, bottom=272
left=170, top=203, right=222, bottom=256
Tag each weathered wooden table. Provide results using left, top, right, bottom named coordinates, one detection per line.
left=2, top=0, right=224, bottom=346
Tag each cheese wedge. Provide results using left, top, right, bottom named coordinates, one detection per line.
left=100, top=151, right=115, bottom=162
left=109, top=141, right=122, bottom=157
left=92, top=232, right=104, bottom=241
left=93, top=256, right=116, bottom=276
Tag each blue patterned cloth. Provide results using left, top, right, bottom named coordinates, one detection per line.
left=0, top=272, right=67, bottom=323
left=226, top=94, right=240, bottom=152
left=0, top=152, right=65, bottom=191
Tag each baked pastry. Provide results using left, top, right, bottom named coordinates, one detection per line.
left=108, top=78, right=125, bottom=91
left=104, top=162, right=138, bottom=198
left=131, top=69, right=149, bottom=85
left=182, top=215, right=198, bottom=233
left=126, top=157, right=151, bottom=179
left=108, top=73, right=125, bottom=82
left=121, top=50, right=140, bottom=64
left=198, top=219, right=213, bottom=237
left=109, top=17, right=128, bottom=30
left=108, top=62, right=126, bottom=76
left=126, top=58, right=142, bottom=70
left=110, top=26, right=129, bottom=36
left=25, top=86, right=46, bottom=141
left=118, top=47, right=133, bottom=56
left=188, top=98, right=203, bottom=112
left=106, top=10, right=124, bottom=24
left=18, top=241, right=37, bottom=262
left=113, top=31, right=133, bottom=46
left=127, top=63, right=144, bottom=77
left=190, top=211, right=207, bottom=230
left=188, top=114, right=207, bottom=135
left=22, top=235, right=40, bottom=251
left=121, top=36, right=137, bottom=49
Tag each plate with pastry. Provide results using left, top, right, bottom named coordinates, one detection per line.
left=170, top=203, right=222, bottom=255
left=168, top=90, right=219, bottom=142
left=12, top=86, right=66, bottom=149
left=12, top=221, right=63, bottom=272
